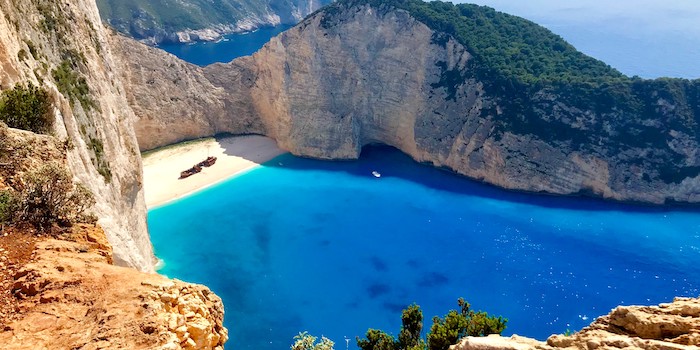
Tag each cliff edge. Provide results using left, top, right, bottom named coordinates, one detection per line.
left=0, top=224, right=227, bottom=350
left=0, top=0, right=153, bottom=270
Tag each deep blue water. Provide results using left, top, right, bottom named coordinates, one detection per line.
left=158, top=25, right=293, bottom=66
left=150, top=3, right=700, bottom=348
left=149, top=146, right=700, bottom=350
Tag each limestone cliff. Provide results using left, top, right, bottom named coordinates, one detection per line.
left=0, top=0, right=154, bottom=270
left=116, top=0, right=700, bottom=205
left=451, top=297, right=700, bottom=349
left=0, top=224, right=227, bottom=350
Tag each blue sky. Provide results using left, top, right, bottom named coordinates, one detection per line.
left=455, top=0, right=700, bottom=78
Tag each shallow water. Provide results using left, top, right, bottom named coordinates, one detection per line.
left=149, top=146, right=700, bottom=349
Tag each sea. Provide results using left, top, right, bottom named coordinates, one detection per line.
left=158, top=25, right=293, bottom=67
left=150, top=4, right=700, bottom=350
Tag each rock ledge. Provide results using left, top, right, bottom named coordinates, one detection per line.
left=452, top=297, right=700, bottom=350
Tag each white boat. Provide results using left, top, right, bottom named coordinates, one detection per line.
left=372, top=171, right=381, bottom=178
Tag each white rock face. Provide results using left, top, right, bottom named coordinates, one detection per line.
left=116, top=2, right=700, bottom=205
left=0, top=0, right=154, bottom=271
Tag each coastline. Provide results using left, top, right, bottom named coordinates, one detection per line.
left=142, top=135, right=287, bottom=209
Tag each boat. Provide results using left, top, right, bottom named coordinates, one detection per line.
left=197, top=156, right=217, bottom=167
left=372, top=171, right=381, bottom=178
left=179, top=157, right=216, bottom=179
left=179, top=165, right=203, bottom=179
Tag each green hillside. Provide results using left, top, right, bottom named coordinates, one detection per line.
left=318, top=0, right=700, bottom=183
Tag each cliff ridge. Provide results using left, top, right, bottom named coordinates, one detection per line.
left=116, top=0, right=700, bottom=205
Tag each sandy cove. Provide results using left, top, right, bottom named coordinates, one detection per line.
left=142, top=135, right=287, bottom=209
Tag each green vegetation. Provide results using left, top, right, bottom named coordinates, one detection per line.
left=320, top=0, right=700, bottom=184
left=12, top=163, right=95, bottom=228
left=89, top=137, right=112, bottom=182
left=321, top=0, right=623, bottom=87
left=427, top=298, right=506, bottom=350
left=37, top=0, right=67, bottom=34
left=0, top=83, right=54, bottom=134
left=24, top=40, right=39, bottom=59
left=0, top=190, right=15, bottom=224
left=293, top=300, right=505, bottom=350
left=17, top=48, right=28, bottom=61
left=52, top=59, right=96, bottom=112
left=292, top=332, right=335, bottom=350
left=357, top=299, right=506, bottom=350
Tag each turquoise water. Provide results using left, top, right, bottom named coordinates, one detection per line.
left=158, top=25, right=293, bottom=66
left=149, top=146, right=700, bottom=349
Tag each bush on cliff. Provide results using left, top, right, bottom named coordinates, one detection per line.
left=0, top=190, right=16, bottom=224
left=14, top=162, right=95, bottom=228
left=292, top=331, right=335, bottom=350
left=427, top=298, right=506, bottom=350
left=357, top=299, right=506, bottom=350
left=0, top=82, right=54, bottom=134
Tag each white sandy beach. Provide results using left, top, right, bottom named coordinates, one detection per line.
left=142, top=135, right=286, bottom=209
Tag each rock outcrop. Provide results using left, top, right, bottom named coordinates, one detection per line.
left=0, top=2, right=229, bottom=346
left=0, top=225, right=227, bottom=350
left=0, top=0, right=154, bottom=270
left=451, top=297, right=700, bottom=350
left=115, top=1, right=700, bottom=205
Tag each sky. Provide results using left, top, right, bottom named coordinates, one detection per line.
left=455, top=0, right=700, bottom=78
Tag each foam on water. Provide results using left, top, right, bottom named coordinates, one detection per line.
left=149, top=146, right=700, bottom=349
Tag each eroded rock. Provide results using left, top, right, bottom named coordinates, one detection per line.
left=452, top=298, right=700, bottom=350
left=0, top=226, right=227, bottom=350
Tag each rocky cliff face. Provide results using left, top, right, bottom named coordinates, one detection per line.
left=451, top=297, right=700, bottom=350
left=116, top=2, right=700, bottom=204
left=0, top=0, right=153, bottom=270
left=0, top=224, right=227, bottom=350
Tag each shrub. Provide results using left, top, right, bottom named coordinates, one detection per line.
left=292, top=332, right=335, bottom=350
left=52, top=59, right=96, bottom=111
left=0, top=190, right=16, bottom=224
left=357, top=329, right=397, bottom=350
left=24, top=40, right=38, bottom=59
left=398, top=304, right=426, bottom=350
left=428, top=298, right=506, bottom=350
left=0, top=82, right=54, bottom=133
left=357, top=298, right=507, bottom=350
left=15, top=162, right=95, bottom=228
left=17, top=49, right=28, bottom=61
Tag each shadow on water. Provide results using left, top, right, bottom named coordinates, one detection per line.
left=260, top=143, right=700, bottom=214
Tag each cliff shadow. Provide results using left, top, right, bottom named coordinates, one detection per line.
left=214, top=133, right=288, bottom=165
left=259, top=143, right=700, bottom=214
